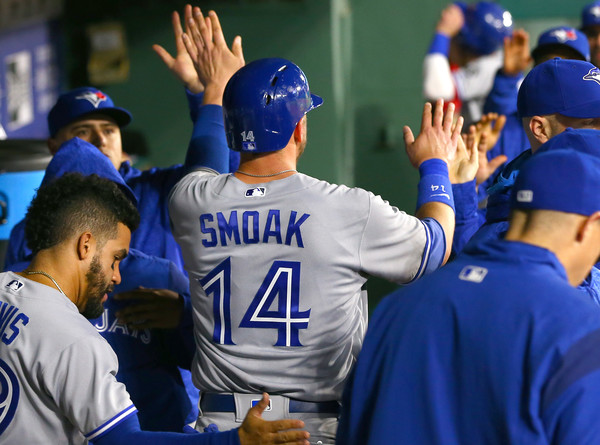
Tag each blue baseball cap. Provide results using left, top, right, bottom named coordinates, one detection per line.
left=537, top=127, right=600, bottom=156
left=517, top=58, right=600, bottom=118
left=532, top=26, right=590, bottom=62
left=582, top=1, right=600, bottom=28
left=48, top=87, right=132, bottom=137
left=511, top=149, right=600, bottom=216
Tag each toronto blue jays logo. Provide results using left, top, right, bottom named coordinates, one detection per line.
left=75, top=91, right=107, bottom=108
left=0, top=359, right=20, bottom=435
left=583, top=68, right=600, bottom=86
left=591, top=6, right=600, bottom=18
left=550, top=28, right=577, bottom=43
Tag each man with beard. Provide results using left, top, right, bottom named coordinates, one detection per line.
left=0, top=173, right=309, bottom=444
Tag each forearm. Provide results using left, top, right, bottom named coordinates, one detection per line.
left=92, top=415, right=240, bottom=445
left=185, top=104, right=230, bottom=173
left=423, top=33, right=454, bottom=101
left=415, top=159, right=455, bottom=264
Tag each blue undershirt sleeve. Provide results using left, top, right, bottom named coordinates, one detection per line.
left=415, top=217, right=446, bottom=279
left=451, top=180, right=485, bottom=257
left=427, top=32, right=451, bottom=55
left=92, top=414, right=241, bottom=445
left=184, top=104, right=230, bottom=174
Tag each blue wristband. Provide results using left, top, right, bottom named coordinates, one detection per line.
left=427, top=32, right=451, bottom=55
left=417, top=159, right=455, bottom=212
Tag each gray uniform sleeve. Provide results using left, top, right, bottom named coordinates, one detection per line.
left=358, top=194, right=430, bottom=284
left=40, top=335, right=136, bottom=440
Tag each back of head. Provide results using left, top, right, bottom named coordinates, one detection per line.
left=48, top=87, right=132, bottom=137
left=222, top=58, right=323, bottom=153
left=456, top=1, right=513, bottom=55
left=582, top=1, right=600, bottom=29
left=511, top=149, right=600, bottom=217
left=531, top=26, right=590, bottom=64
left=25, top=173, right=140, bottom=255
left=517, top=58, right=600, bottom=118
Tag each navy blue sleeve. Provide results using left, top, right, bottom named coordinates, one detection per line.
left=3, top=219, right=31, bottom=271
left=92, top=414, right=241, bottom=445
left=184, top=104, right=230, bottom=174
left=483, top=70, right=522, bottom=116
left=451, top=180, right=485, bottom=257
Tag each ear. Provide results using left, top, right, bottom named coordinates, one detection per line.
left=576, top=211, right=600, bottom=243
left=76, top=232, right=95, bottom=261
left=528, top=116, right=552, bottom=145
left=293, top=115, right=307, bottom=144
left=47, top=137, right=60, bottom=155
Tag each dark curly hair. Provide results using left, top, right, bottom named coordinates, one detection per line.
left=25, top=173, right=140, bottom=255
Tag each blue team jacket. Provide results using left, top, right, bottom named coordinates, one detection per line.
left=338, top=239, right=600, bottom=445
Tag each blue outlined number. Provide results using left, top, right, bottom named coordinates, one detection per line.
left=200, top=259, right=311, bottom=347
left=0, top=359, right=19, bottom=434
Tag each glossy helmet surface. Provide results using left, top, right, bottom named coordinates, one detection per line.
left=456, top=1, right=513, bottom=55
left=223, top=58, right=323, bottom=153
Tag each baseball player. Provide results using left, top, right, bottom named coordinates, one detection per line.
left=423, top=1, right=513, bottom=126
left=337, top=148, right=600, bottom=444
left=452, top=58, right=600, bottom=253
left=0, top=172, right=309, bottom=444
left=581, top=1, right=600, bottom=67
left=452, top=26, right=593, bottom=254
left=169, top=12, right=465, bottom=443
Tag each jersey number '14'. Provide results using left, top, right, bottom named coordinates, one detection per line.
left=200, top=258, right=311, bottom=347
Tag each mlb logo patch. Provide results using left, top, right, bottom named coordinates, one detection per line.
left=245, top=187, right=266, bottom=197
left=243, top=141, right=257, bottom=151
left=458, top=266, right=488, bottom=283
left=75, top=91, right=107, bottom=108
left=5, top=280, right=24, bottom=292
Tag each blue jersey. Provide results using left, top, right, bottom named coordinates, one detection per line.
left=338, top=239, right=600, bottom=445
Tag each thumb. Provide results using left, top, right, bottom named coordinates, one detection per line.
left=488, top=155, right=508, bottom=173
left=403, top=126, right=415, bottom=148
left=248, top=393, right=270, bottom=418
left=232, top=36, right=244, bottom=58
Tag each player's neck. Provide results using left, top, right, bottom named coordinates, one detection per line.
left=235, top=146, right=298, bottom=184
left=18, top=251, right=76, bottom=302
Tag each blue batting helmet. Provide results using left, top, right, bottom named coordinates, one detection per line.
left=222, top=58, right=323, bottom=153
left=456, top=2, right=513, bottom=55
left=582, top=2, right=600, bottom=29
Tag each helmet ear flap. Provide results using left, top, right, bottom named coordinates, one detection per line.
left=223, top=58, right=323, bottom=153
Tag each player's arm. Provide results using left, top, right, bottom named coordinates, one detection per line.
left=181, top=7, right=244, bottom=174
left=423, top=4, right=463, bottom=101
left=92, top=394, right=309, bottom=445
left=404, top=99, right=462, bottom=265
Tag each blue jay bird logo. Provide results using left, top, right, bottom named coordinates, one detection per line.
left=583, top=67, right=600, bottom=85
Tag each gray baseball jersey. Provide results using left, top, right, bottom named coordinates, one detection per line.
left=169, top=171, right=436, bottom=401
left=0, top=272, right=136, bottom=444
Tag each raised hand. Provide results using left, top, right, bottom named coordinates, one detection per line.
left=182, top=8, right=245, bottom=105
left=449, top=124, right=479, bottom=184
left=404, top=99, right=463, bottom=169
left=436, top=3, right=464, bottom=38
left=502, top=29, right=531, bottom=76
left=153, top=5, right=204, bottom=94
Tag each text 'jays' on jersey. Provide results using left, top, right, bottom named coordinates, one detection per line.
left=0, top=272, right=136, bottom=444
left=169, top=170, right=436, bottom=402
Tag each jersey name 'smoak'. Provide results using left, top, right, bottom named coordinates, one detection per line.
left=169, top=170, right=439, bottom=402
